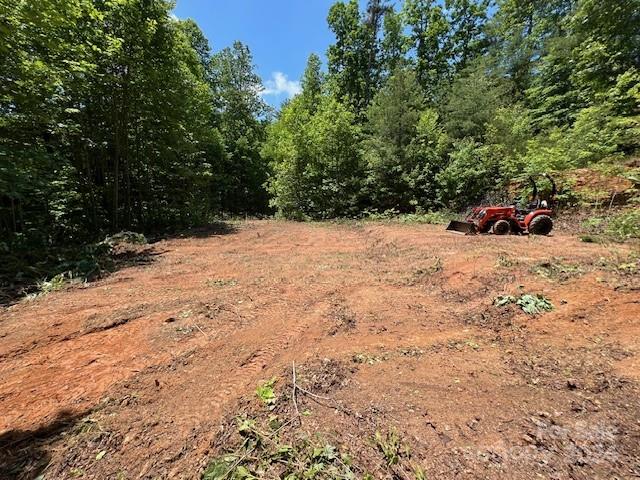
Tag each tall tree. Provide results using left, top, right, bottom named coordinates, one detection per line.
left=363, top=69, right=428, bottom=211
left=381, top=9, right=408, bottom=75
left=300, top=53, right=324, bottom=114
left=446, top=0, right=490, bottom=73
left=326, top=0, right=392, bottom=113
left=487, top=0, right=575, bottom=95
left=403, top=0, right=451, bottom=98
left=210, top=42, right=270, bottom=213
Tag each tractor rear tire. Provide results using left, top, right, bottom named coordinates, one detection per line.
left=529, top=215, right=553, bottom=235
left=493, top=219, right=511, bottom=235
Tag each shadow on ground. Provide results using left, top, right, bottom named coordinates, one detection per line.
left=0, top=409, right=86, bottom=480
left=0, top=222, right=239, bottom=307
left=151, top=221, right=239, bottom=241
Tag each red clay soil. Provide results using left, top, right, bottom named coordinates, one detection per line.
left=0, top=221, right=638, bottom=479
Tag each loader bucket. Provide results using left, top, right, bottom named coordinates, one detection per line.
left=446, top=220, right=477, bottom=235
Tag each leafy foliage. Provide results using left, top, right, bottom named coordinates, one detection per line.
left=267, top=0, right=639, bottom=220
left=202, top=416, right=358, bottom=480
left=255, top=378, right=278, bottom=406
left=494, top=294, right=555, bottom=315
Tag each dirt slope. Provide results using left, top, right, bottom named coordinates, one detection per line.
left=0, top=221, right=638, bottom=479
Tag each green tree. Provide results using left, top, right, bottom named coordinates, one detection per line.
left=210, top=42, right=271, bottom=213
left=403, top=0, right=451, bottom=98
left=441, top=62, right=511, bottom=140
left=265, top=94, right=363, bottom=219
left=381, top=9, right=408, bottom=75
left=300, top=53, right=324, bottom=114
left=363, top=69, right=429, bottom=211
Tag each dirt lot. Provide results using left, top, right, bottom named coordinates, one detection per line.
left=1, top=221, right=639, bottom=479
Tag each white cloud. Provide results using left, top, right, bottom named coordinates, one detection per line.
left=262, top=72, right=301, bottom=98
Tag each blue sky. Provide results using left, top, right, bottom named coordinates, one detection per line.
left=173, top=0, right=340, bottom=106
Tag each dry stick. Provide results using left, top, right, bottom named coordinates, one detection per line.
left=296, top=386, right=353, bottom=416
left=194, top=324, right=208, bottom=338
left=222, top=446, right=255, bottom=479
left=295, top=385, right=332, bottom=401
left=292, top=361, right=301, bottom=423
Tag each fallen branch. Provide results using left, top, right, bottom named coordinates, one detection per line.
left=292, top=361, right=301, bottom=423
left=194, top=324, right=208, bottom=338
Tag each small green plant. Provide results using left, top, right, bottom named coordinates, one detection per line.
left=494, top=295, right=516, bottom=307
left=104, top=231, right=147, bottom=245
left=494, top=294, right=554, bottom=315
left=352, top=352, right=389, bottom=364
left=496, top=254, right=518, bottom=268
left=37, top=272, right=69, bottom=294
left=255, top=377, right=277, bottom=406
left=517, top=294, right=554, bottom=315
left=374, top=429, right=408, bottom=466
left=413, top=465, right=427, bottom=480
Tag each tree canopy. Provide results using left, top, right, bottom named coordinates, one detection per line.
left=2, top=0, right=638, bottom=235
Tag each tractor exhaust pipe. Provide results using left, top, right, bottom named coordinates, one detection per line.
left=446, top=220, right=477, bottom=235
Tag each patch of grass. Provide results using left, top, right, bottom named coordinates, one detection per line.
left=579, top=234, right=604, bottom=244
left=202, top=416, right=358, bottom=480
left=579, top=209, right=640, bottom=243
left=256, top=378, right=277, bottom=406
left=494, top=294, right=554, bottom=315
left=595, top=253, right=639, bottom=276
left=397, top=211, right=453, bottom=225
left=362, top=209, right=454, bottom=225
left=532, top=258, right=583, bottom=281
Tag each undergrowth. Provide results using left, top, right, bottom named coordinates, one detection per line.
left=362, top=209, right=454, bottom=225
left=579, top=209, right=640, bottom=243
left=5, top=231, right=148, bottom=303
left=203, top=370, right=426, bottom=479
left=202, top=416, right=359, bottom=480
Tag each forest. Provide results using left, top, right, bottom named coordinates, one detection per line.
left=1, top=0, right=639, bottom=293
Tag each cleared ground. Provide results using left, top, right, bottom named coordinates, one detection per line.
left=0, top=221, right=639, bottom=479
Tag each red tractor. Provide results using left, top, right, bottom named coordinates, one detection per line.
left=446, top=174, right=557, bottom=235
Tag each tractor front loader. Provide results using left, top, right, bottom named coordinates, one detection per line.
left=446, top=174, right=557, bottom=236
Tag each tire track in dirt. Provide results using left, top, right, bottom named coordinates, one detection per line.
left=207, top=310, right=316, bottom=406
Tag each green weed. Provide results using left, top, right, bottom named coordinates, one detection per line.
left=202, top=416, right=357, bottom=480
left=496, top=254, right=518, bottom=268
left=532, top=258, right=583, bottom=281
left=606, top=209, right=640, bottom=241
left=374, top=429, right=408, bottom=466
left=255, top=378, right=277, bottom=406
left=494, top=294, right=554, bottom=315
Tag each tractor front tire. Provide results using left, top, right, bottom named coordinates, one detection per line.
left=493, top=219, right=511, bottom=235
left=529, top=215, right=553, bottom=235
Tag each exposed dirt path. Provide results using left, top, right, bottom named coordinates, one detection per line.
left=0, top=221, right=638, bottom=479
